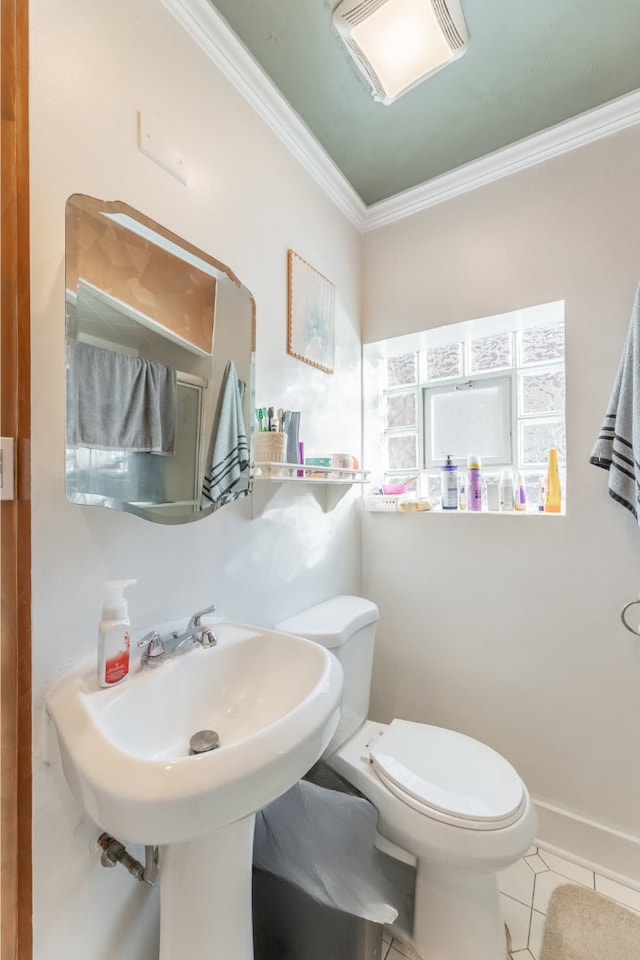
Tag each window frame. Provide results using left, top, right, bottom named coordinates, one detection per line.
left=422, top=371, right=514, bottom=470
left=376, top=324, right=565, bottom=483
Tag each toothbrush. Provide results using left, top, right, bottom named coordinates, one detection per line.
left=256, top=408, right=264, bottom=432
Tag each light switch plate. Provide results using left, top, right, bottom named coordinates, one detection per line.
left=0, top=437, right=15, bottom=500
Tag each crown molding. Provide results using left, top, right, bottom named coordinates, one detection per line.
left=364, top=89, right=640, bottom=231
left=161, top=0, right=367, bottom=230
left=162, top=0, right=640, bottom=235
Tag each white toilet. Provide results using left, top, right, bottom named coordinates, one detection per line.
left=276, top=596, right=537, bottom=960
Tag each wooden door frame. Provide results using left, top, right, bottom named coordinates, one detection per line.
left=1, top=0, right=32, bottom=957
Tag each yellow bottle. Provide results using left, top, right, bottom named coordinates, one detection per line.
left=544, top=448, right=562, bottom=513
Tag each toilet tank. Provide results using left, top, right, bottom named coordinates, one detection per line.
left=275, top=596, right=379, bottom=754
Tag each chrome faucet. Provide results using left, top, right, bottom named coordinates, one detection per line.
left=138, top=604, right=218, bottom=667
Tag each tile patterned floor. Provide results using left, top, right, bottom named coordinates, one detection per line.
left=381, top=845, right=640, bottom=960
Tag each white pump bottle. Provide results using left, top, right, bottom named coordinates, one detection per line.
left=98, top=579, right=136, bottom=688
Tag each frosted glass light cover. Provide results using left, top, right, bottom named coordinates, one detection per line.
left=333, top=0, right=469, bottom=104
left=352, top=0, right=455, bottom=101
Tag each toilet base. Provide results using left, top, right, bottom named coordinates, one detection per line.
left=411, top=858, right=507, bottom=960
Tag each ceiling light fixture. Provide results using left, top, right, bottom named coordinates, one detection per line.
left=333, top=0, right=469, bottom=105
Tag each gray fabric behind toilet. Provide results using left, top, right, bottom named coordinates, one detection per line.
left=254, top=780, right=398, bottom=924
left=253, top=765, right=414, bottom=960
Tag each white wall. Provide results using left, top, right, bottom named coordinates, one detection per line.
left=29, top=1, right=362, bottom=957
left=362, top=125, right=640, bottom=880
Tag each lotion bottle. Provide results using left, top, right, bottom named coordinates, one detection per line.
left=98, top=579, right=136, bottom=688
left=501, top=471, right=514, bottom=511
left=544, top=448, right=562, bottom=513
left=514, top=474, right=527, bottom=511
left=458, top=477, right=467, bottom=510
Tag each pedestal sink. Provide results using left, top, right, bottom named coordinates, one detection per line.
left=47, top=621, right=343, bottom=959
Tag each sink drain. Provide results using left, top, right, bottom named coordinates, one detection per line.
left=189, top=729, right=220, bottom=755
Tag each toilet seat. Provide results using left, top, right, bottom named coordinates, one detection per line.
left=368, top=720, right=526, bottom=831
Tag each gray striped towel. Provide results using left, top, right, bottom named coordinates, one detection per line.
left=201, top=360, right=250, bottom=509
left=590, top=282, right=640, bottom=521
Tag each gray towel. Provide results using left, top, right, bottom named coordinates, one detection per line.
left=67, top=342, right=177, bottom=454
left=201, top=360, right=250, bottom=508
left=590, top=282, right=640, bottom=521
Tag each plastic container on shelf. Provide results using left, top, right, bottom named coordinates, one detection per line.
left=255, top=432, right=288, bottom=475
left=544, top=448, right=562, bottom=513
left=467, top=455, right=482, bottom=511
left=440, top=455, right=458, bottom=510
left=97, top=579, right=136, bottom=688
left=501, top=472, right=514, bottom=511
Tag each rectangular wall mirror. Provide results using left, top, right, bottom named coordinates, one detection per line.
left=65, top=194, right=255, bottom=524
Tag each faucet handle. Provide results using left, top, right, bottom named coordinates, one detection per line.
left=138, top=630, right=166, bottom=665
left=189, top=603, right=217, bottom=628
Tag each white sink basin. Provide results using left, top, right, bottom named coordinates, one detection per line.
left=47, top=621, right=343, bottom=846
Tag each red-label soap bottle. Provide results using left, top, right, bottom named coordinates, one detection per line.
left=98, top=579, right=136, bottom=688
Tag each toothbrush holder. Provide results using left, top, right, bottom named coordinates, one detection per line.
left=255, top=432, right=288, bottom=476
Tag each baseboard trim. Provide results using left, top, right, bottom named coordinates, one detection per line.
left=534, top=798, right=640, bottom=890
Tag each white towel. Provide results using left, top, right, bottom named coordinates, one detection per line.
left=201, top=361, right=250, bottom=508
left=66, top=342, right=177, bottom=454
left=590, top=282, right=640, bottom=521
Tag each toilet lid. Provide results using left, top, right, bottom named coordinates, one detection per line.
left=369, top=720, right=525, bottom=828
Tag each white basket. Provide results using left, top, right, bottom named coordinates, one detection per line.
left=255, top=433, right=288, bottom=475
left=364, top=495, right=400, bottom=512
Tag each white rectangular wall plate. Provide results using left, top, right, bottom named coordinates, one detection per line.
left=0, top=437, right=15, bottom=500
left=137, top=110, right=188, bottom=185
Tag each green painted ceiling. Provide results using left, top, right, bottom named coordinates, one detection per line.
left=208, top=0, right=640, bottom=206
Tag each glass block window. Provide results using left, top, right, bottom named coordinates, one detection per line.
left=468, top=333, right=512, bottom=373
left=519, top=472, right=546, bottom=510
left=519, top=420, right=566, bottom=467
left=518, top=322, right=565, bottom=366
left=426, top=343, right=462, bottom=380
left=385, top=391, right=416, bottom=429
left=519, top=369, right=565, bottom=416
left=371, top=302, right=566, bottom=513
left=386, top=353, right=417, bottom=387
left=386, top=434, right=417, bottom=471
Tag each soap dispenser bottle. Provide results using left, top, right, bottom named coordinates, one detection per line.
left=98, top=579, right=136, bottom=688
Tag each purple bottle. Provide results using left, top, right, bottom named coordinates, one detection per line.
left=467, top=454, right=482, bottom=511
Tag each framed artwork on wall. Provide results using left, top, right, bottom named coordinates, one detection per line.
left=287, top=249, right=335, bottom=374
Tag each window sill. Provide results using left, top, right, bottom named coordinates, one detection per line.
left=364, top=496, right=564, bottom=516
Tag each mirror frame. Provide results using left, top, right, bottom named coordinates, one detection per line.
left=65, top=194, right=256, bottom=524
